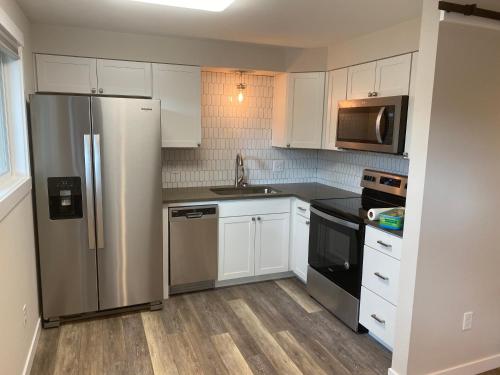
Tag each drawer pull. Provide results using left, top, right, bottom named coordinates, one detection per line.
left=374, top=272, right=389, bottom=281
left=297, top=206, right=307, bottom=212
left=371, top=314, right=386, bottom=325
left=377, top=240, right=392, bottom=248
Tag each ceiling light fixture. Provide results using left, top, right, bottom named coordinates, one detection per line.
left=236, top=71, right=247, bottom=104
left=128, top=0, right=235, bottom=12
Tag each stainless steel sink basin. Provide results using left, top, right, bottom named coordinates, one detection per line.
left=210, top=186, right=280, bottom=196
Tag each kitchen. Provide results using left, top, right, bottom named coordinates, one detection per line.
left=0, top=1, right=499, bottom=375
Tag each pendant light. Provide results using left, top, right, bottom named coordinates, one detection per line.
left=236, top=71, right=247, bottom=104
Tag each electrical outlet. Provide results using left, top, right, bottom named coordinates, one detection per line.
left=22, top=304, right=27, bottom=327
left=273, top=160, right=284, bottom=172
left=462, top=311, right=473, bottom=331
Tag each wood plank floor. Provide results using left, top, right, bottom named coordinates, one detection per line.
left=30, top=278, right=393, bottom=375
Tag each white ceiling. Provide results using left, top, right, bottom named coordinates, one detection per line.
left=16, top=0, right=422, bottom=48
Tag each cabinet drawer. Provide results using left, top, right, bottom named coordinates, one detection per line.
left=359, top=287, right=396, bottom=350
left=293, top=199, right=310, bottom=219
left=219, top=198, right=290, bottom=218
left=362, top=246, right=400, bottom=305
left=365, top=226, right=402, bottom=260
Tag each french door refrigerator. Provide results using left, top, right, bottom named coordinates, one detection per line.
left=30, top=94, right=163, bottom=327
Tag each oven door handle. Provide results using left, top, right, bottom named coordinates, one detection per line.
left=375, top=106, right=386, bottom=144
left=310, top=207, right=360, bottom=230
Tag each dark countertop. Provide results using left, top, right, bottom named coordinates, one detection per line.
left=163, top=182, right=359, bottom=205
left=365, top=220, right=404, bottom=238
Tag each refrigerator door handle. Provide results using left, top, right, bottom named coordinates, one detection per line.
left=93, top=134, right=105, bottom=249
left=84, top=134, right=96, bottom=250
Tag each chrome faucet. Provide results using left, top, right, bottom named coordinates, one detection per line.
left=235, top=153, right=246, bottom=187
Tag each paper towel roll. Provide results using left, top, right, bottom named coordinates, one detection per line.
left=367, top=207, right=404, bottom=221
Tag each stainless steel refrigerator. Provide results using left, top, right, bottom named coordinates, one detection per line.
left=30, top=94, right=163, bottom=327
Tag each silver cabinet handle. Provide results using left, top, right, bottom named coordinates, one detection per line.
left=375, top=106, right=386, bottom=144
left=197, top=143, right=201, bottom=147
left=297, top=206, right=307, bottom=212
left=93, top=134, right=105, bottom=249
left=84, top=135, right=96, bottom=250
left=374, top=272, right=389, bottom=281
left=251, top=217, right=256, bottom=221
left=98, top=88, right=104, bottom=94
left=371, top=314, right=386, bottom=325
left=368, top=92, right=373, bottom=97
left=91, top=88, right=97, bottom=94
left=306, top=221, right=310, bottom=225
left=377, top=240, right=392, bottom=248
left=257, top=217, right=261, bottom=221
left=286, top=144, right=291, bottom=148
left=372, top=91, right=378, bottom=97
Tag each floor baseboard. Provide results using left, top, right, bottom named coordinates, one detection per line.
left=22, top=317, right=41, bottom=375
left=389, top=353, right=500, bottom=375
left=429, top=353, right=500, bottom=375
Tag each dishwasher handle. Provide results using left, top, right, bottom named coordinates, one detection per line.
left=169, top=205, right=219, bottom=221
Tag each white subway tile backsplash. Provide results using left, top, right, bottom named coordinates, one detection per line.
left=162, top=71, right=409, bottom=192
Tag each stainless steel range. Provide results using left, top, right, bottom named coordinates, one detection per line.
left=307, top=169, right=408, bottom=331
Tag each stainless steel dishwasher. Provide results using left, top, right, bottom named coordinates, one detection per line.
left=169, top=205, right=218, bottom=294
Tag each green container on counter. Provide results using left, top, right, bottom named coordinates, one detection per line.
left=379, top=209, right=405, bottom=230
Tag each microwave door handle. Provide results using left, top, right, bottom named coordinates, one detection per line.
left=376, top=106, right=386, bottom=144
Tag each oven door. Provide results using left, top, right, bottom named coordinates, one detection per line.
left=336, top=95, right=408, bottom=154
left=308, top=207, right=364, bottom=298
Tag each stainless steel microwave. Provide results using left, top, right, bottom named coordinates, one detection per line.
left=335, top=95, right=409, bottom=154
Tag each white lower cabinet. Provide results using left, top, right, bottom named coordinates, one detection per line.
left=291, top=213, right=310, bottom=282
left=218, top=200, right=291, bottom=282
left=255, top=213, right=290, bottom=276
left=359, top=287, right=397, bottom=349
left=218, top=216, right=256, bottom=281
left=360, top=226, right=403, bottom=350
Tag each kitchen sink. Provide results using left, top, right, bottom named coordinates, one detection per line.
left=210, top=186, right=280, bottom=196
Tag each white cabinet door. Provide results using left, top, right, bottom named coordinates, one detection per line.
left=271, top=73, right=290, bottom=148
left=218, top=216, right=256, bottom=281
left=404, top=52, right=418, bottom=158
left=255, top=213, right=290, bottom=276
left=374, top=54, right=412, bottom=97
left=291, top=213, right=310, bottom=282
left=96, top=59, right=152, bottom=97
left=36, top=54, right=97, bottom=94
left=347, top=61, right=376, bottom=99
left=288, top=72, right=325, bottom=149
left=153, top=64, right=201, bottom=148
left=322, top=68, right=348, bottom=150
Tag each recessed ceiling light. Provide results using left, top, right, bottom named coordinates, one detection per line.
left=128, top=0, right=235, bottom=12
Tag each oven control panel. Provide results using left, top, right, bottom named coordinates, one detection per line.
left=361, top=170, right=408, bottom=197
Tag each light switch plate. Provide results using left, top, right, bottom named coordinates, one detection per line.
left=273, top=160, right=284, bottom=172
left=463, top=311, right=473, bottom=331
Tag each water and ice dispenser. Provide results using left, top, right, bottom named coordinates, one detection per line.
left=47, top=177, right=83, bottom=220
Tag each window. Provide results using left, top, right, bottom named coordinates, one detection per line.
left=0, top=52, right=10, bottom=178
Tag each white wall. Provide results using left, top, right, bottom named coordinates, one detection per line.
left=0, top=1, right=39, bottom=375
left=31, top=23, right=294, bottom=72
left=393, top=1, right=500, bottom=374
left=327, top=18, right=421, bottom=70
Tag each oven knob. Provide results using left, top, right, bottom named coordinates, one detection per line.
left=344, top=262, right=350, bottom=270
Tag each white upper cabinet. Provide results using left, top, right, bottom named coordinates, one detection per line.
left=36, top=54, right=98, bottom=94
left=374, top=54, right=412, bottom=97
left=322, top=68, right=348, bottom=150
left=289, top=72, right=325, bottom=149
left=254, top=213, right=290, bottom=276
left=153, top=64, right=201, bottom=148
left=347, top=54, right=412, bottom=99
left=96, top=59, right=152, bottom=97
left=272, top=72, right=325, bottom=149
left=347, top=61, right=376, bottom=99
left=404, top=52, right=418, bottom=158
left=35, top=54, right=153, bottom=97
